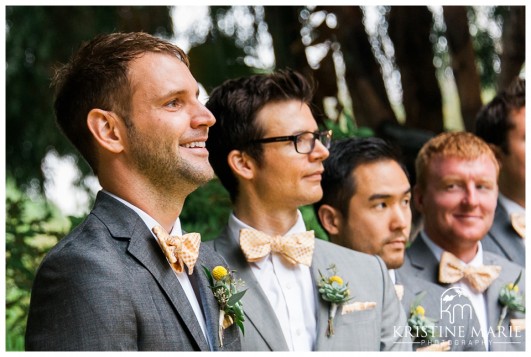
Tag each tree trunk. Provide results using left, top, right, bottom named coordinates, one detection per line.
left=443, top=6, right=482, bottom=132
left=265, top=6, right=307, bottom=71
left=388, top=6, right=443, bottom=133
left=324, top=6, right=397, bottom=130
left=498, top=6, right=525, bottom=90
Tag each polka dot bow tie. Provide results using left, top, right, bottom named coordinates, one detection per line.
left=239, top=228, right=315, bottom=266
left=152, top=225, right=201, bottom=275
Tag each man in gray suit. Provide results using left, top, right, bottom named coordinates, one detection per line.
left=25, top=32, right=240, bottom=351
left=314, top=136, right=484, bottom=351
left=476, top=76, right=525, bottom=266
left=401, top=132, right=525, bottom=351
left=204, top=70, right=410, bottom=351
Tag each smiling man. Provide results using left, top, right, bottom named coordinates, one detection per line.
left=204, top=70, right=410, bottom=351
left=314, top=136, right=484, bottom=351
left=25, top=32, right=240, bottom=351
left=401, top=131, right=525, bottom=351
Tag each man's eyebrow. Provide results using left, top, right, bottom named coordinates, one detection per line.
left=161, top=87, right=200, bottom=99
left=368, top=188, right=411, bottom=201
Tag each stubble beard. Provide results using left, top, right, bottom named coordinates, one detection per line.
left=127, top=127, right=214, bottom=196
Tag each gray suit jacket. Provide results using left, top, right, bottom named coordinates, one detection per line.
left=401, top=234, right=525, bottom=351
left=25, top=191, right=240, bottom=351
left=206, top=228, right=411, bottom=351
left=482, top=202, right=525, bottom=267
left=395, top=270, right=485, bottom=351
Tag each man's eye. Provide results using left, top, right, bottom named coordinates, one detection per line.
left=165, top=99, right=180, bottom=108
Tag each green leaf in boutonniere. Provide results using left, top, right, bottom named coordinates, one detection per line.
left=203, top=265, right=247, bottom=347
left=497, top=271, right=525, bottom=330
left=317, top=264, right=352, bottom=337
left=408, top=291, right=438, bottom=344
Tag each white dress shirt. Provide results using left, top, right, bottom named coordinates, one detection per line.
left=104, top=191, right=211, bottom=349
left=228, top=211, right=317, bottom=351
left=421, top=232, right=489, bottom=350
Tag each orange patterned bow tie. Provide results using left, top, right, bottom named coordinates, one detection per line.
left=239, top=228, right=315, bottom=266
left=439, top=251, right=501, bottom=293
left=510, top=212, right=525, bottom=239
left=152, top=225, right=201, bottom=275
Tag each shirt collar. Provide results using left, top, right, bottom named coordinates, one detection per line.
left=420, top=230, right=484, bottom=267
left=388, top=269, right=396, bottom=284
left=103, top=190, right=182, bottom=236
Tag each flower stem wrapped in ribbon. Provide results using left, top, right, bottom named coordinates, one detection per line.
left=317, top=264, right=351, bottom=337
left=203, top=265, right=246, bottom=347
left=497, top=271, right=525, bottom=330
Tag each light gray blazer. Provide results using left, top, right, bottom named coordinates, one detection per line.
left=206, top=228, right=412, bottom=351
left=395, top=270, right=485, bottom=351
left=25, top=191, right=240, bottom=351
left=481, top=202, right=525, bottom=267
left=402, top=234, right=525, bottom=351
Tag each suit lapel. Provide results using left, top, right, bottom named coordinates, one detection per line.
left=482, top=253, right=505, bottom=331
left=406, top=235, right=440, bottom=282
left=127, top=224, right=211, bottom=351
left=93, top=192, right=210, bottom=351
left=192, top=249, right=222, bottom=351
left=310, top=246, right=335, bottom=350
left=214, top=228, right=289, bottom=350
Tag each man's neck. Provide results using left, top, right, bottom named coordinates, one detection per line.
left=233, top=199, right=300, bottom=236
left=425, top=230, right=480, bottom=264
left=101, top=176, right=187, bottom=232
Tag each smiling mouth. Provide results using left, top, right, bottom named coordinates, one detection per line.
left=181, top=141, right=206, bottom=148
left=454, top=214, right=481, bottom=220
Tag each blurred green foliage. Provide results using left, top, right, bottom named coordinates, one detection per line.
left=5, top=179, right=76, bottom=351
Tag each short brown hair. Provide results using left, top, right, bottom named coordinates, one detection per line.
left=415, top=131, right=500, bottom=190
left=53, top=32, right=189, bottom=172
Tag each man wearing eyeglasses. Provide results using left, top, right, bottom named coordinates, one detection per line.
left=204, top=70, right=410, bottom=351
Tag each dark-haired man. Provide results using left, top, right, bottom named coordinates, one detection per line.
left=204, top=70, right=410, bottom=351
left=476, top=77, right=525, bottom=266
left=314, top=136, right=484, bottom=351
left=25, top=32, right=240, bottom=351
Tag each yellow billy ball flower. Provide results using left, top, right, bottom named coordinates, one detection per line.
left=329, top=275, right=344, bottom=286
left=212, top=266, right=228, bottom=281
left=415, top=305, right=425, bottom=317
left=508, top=283, right=519, bottom=292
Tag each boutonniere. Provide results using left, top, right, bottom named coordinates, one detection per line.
left=408, top=291, right=438, bottom=344
left=497, top=271, right=525, bottom=330
left=203, top=265, right=247, bottom=347
left=317, top=264, right=352, bottom=337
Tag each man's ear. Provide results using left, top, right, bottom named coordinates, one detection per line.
left=227, top=149, right=255, bottom=180
left=317, top=204, right=342, bottom=236
left=86, top=109, right=125, bottom=154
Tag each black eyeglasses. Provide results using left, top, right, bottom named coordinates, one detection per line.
left=251, top=130, right=332, bottom=154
